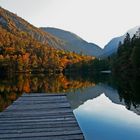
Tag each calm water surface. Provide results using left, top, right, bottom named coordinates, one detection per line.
left=0, top=73, right=140, bottom=140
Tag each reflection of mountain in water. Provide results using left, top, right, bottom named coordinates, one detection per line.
left=74, top=93, right=140, bottom=140
left=67, top=83, right=140, bottom=115
left=0, top=73, right=140, bottom=115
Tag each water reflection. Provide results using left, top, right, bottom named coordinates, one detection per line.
left=0, top=73, right=140, bottom=139
left=0, top=74, right=95, bottom=112
left=113, top=76, right=140, bottom=112
left=66, top=75, right=140, bottom=140
left=74, top=94, right=140, bottom=140
left=67, top=74, right=140, bottom=114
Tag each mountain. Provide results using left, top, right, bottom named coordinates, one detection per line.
left=101, top=26, right=140, bottom=58
left=0, top=7, right=68, bottom=50
left=41, top=27, right=103, bottom=57
left=0, top=7, right=102, bottom=57
left=0, top=7, right=93, bottom=73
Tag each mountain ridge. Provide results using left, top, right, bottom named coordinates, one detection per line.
left=0, top=7, right=70, bottom=50
left=41, top=27, right=103, bottom=57
left=101, top=26, right=140, bottom=57
left=0, top=7, right=139, bottom=58
left=0, top=6, right=94, bottom=73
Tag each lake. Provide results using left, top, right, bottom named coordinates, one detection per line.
left=0, top=73, right=140, bottom=140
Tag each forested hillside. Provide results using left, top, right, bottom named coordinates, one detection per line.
left=42, top=27, right=102, bottom=57
left=112, top=29, right=140, bottom=78
left=0, top=7, right=94, bottom=73
left=0, top=7, right=65, bottom=49
left=101, top=26, right=140, bottom=58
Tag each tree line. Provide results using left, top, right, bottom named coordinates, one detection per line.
left=67, top=28, right=140, bottom=78
left=111, top=28, right=140, bottom=78
left=0, top=26, right=93, bottom=74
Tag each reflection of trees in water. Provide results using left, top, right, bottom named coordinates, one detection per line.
left=112, top=75, right=140, bottom=111
left=68, top=75, right=140, bottom=115
left=0, top=73, right=139, bottom=113
left=0, top=74, right=95, bottom=112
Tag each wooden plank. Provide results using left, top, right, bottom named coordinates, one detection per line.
left=12, top=101, right=68, bottom=106
left=0, top=130, right=82, bottom=138
left=0, top=116, right=76, bottom=123
left=0, top=117, right=76, bottom=124
left=0, top=93, right=84, bottom=140
left=1, top=110, right=73, bottom=116
left=14, top=95, right=66, bottom=99
left=4, top=107, right=72, bottom=113
left=0, top=120, right=77, bottom=128
left=0, top=113, right=74, bottom=119
left=0, top=122, right=79, bottom=130
left=13, top=101, right=68, bottom=105
left=0, top=134, right=84, bottom=140
left=17, top=96, right=67, bottom=101
left=0, top=115, right=74, bottom=122
left=14, top=96, right=68, bottom=102
left=15, top=98, right=68, bottom=102
left=0, top=127, right=81, bottom=134
left=0, top=112, right=74, bottom=118
left=14, top=101, right=68, bottom=104
left=22, top=93, right=66, bottom=97
left=5, top=103, right=71, bottom=111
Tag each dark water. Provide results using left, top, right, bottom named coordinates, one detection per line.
left=0, top=73, right=140, bottom=140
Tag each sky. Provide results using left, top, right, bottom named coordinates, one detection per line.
left=0, top=0, right=140, bottom=48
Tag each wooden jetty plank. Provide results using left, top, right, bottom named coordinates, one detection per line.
left=0, top=130, right=82, bottom=138
left=17, top=96, right=67, bottom=101
left=0, top=122, right=79, bottom=130
left=0, top=120, right=77, bottom=127
left=13, top=101, right=68, bottom=106
left=0, top=112, right=74, bottom=119
left=0, top=134, right=84, bottom=140
left=14, top=99, right=68, bottom=103
left=0, top=117, right=76, bottom=124
left=4, top=107, right=72, bottom=113
left=0, top=93, right=84, bottom=140
left=1, top=110, right=73, bottom=116
left=21, top=93, right=66, bottom=97
left=0, top=113, right=74, bottom=120
left=4, top=103, right=71, bottom=110
left=0, top=126, right=81, bottom=134
left=15, top=98, right=67, bottom=101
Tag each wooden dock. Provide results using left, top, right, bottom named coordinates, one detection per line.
left=0, top=93, right=84, bottom=140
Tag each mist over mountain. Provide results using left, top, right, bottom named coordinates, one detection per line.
left=41, top=27, right=103, bottom=57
